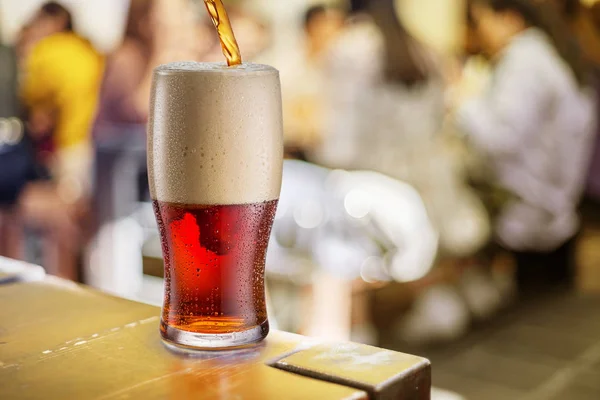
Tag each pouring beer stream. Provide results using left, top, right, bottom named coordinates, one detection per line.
left=203, top=0, right=242, bottom=66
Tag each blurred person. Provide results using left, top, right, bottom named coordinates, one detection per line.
left=15, top=1, right=73, bottom=63
left=550, top=0, right=600, bottom=209
left=459, top=0, right=597, bottom=291
left=88, top=0, right=198, bottom=292
left=312, top=0, right=493, bottom=344
left=14, top=1, right=105, bottom=279
left=0, top=6, right=83, bottom=278
left=553, top=0, right=600, bottom=68
left=304, top=5, right=344, bottom=60
left=21, top=1, right=104, bottom=198
left=15, top=2, right=74, bottom=168
left=94, top=0, right=197, bottom=129
left=315, top=0, right=489, bottom=257
left=0, top=39, right=26, bottom=257
left=315, top=0, right=445, bottom=172
left=279, top=4, right=345, bottom=159
left=0, top=46, right=19, bottom=130
left=465, top=4, right=484, bottom=58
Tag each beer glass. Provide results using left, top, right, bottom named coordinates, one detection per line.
left=148, top=62, right=283, bottom=350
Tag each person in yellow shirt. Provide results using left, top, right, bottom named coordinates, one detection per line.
left=15, top=2, right=104, bottom=280
left=21, top=1, right=104, bottom=203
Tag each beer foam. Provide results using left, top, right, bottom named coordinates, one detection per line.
left=156, top=61, right=277, bottom=74
left=148, top=62, right=283, bottom=205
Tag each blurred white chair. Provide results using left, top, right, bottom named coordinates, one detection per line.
left=267, top=160, right=439, bottom=341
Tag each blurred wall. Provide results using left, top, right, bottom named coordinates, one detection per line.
left=251, top=0, right=466, bottom=64
left=252, top=0, right=599, bottom=57
left=399, top=0, right=465, bottom=54
left=400, top=0, right=599, bottom=54
left=0, top=0, right=129, bottom=52
left=249, top=0, right=315, bottom=65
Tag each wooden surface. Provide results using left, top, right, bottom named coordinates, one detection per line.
left=0, top=277, right=431, bottom=399
left=274, top=343, right=431, bottom=399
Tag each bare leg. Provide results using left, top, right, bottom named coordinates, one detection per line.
left=0, top=211, right=24, bottom=259
left=42, top=230, right=78, bottom=280
left=305, top=270, right=353, bottom=341
left=18, top=182, right=80, bottom=280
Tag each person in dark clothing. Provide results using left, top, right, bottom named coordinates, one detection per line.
left=0, top=45, right=30, bottom=206
left=0, top=9, right=83, bottom=280
left=0, top=43, right=29, bottom=258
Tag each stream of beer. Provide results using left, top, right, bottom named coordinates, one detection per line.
left=203, top=0, right=242, bottom=66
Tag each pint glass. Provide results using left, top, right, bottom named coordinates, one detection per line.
left=148, top=62, right=283, bottom=350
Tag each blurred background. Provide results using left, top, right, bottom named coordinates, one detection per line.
left=2, top=0, right=600, bottom=398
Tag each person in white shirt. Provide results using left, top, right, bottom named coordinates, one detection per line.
left=315, top=0, right=490, bottom=258
left=459, top=0, right=597, bottom=290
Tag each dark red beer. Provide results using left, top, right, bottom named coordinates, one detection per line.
left=153, top=199, right=277, bottom=336
left=149, top=61, right=283, bottom=349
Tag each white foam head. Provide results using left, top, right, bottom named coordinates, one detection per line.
left=148, top=62, right=284, bottom=205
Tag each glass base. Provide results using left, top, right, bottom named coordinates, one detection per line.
left=160, top=319, right=269, bottom=351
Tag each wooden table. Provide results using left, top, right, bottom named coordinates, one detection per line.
left=0, top=272, right=430, bottom=399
